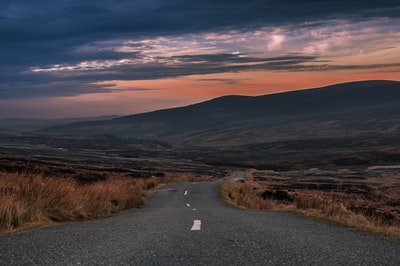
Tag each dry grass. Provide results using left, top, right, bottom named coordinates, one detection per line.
left=0, top=171, right=210, bottom=234
left=0, top=173, right=145, bottom=233
left=219, top=180, right=279, bottom=210
left=220, top=180, right=400, bottom=240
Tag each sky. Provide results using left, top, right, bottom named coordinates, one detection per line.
left=1, top=0, right=399, bottom=118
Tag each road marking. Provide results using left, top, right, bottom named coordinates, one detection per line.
left=184, top=190, right=188, bottom=196
left=191, top=220, right=201, bottom=231
left=186, top=203, right=191, bottom=207
left=192, top=208, right=197, bottom=211
left=154, top=189, right=177, bottom=193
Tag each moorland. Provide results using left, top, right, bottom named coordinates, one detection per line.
left=1, top=80, right=400, bottom=238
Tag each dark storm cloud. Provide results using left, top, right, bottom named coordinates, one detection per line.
left=1, top=0, right=399, bottom=99
left=0, top=53, right=320, bottom=98
left=2, top=1, right=399, bottom=43
left=4, top=48, right=396, bottom=99
left=46, top=55, right=323, bottom=81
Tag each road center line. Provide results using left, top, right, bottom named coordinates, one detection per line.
left=191, top=220, right=201, bottom=231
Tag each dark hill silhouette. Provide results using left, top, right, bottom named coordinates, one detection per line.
left=41, top=80, right=400, bottom=147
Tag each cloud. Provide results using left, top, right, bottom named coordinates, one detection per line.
left=0, top=0, right=400, bottom=101
left=0, top=80, right=110, bottom=99
left=267, top=34, right=286, bottom=51
left=25, top=53, right=320, bottom=81
left=1, top=1, right=398, bottom=47
left=195, top=78, right=246, bottom=85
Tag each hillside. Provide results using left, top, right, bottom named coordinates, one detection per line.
left=0, top=116, right=120, bottom=132
left=41, top=80, right=400, bottom=148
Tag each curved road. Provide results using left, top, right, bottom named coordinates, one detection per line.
left=1, top=180, right=399, bottom=265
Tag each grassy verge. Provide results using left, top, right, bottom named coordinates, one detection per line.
left=0, top=171, right=210, bottom=234
left=220, top=180, right=400, bottom=240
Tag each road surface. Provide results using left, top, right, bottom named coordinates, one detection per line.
left=1, top=180, right=399, bottom=265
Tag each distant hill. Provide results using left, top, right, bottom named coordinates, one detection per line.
left=0, top=116, right=120, bottom=131
left=41, top=80, right=400, bottom=147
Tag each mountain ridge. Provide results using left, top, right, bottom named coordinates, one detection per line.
left=41, top=80, right=400, bottom=146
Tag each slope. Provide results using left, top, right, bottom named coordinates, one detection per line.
left=41, top=80, right=400, bottom=147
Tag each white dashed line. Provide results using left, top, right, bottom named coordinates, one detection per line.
left=191, top=220, right=201, bottom=231
left=184, top=190, right=188, bottom=196
left=186, top=203, right=191, bottom=207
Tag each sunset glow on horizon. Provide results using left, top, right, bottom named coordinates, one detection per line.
left=1, top=1, right=399, bottom=118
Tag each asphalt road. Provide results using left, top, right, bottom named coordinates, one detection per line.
left=1, top=179, right=400, bottom=265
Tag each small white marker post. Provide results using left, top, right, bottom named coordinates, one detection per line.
left=191, top=220, right=201, bottom=231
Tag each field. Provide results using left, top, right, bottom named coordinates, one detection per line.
left=220, top=167, right=400, bottom=239
left=0, top=133, right=217, bottom=234
left=1, top=131, right=400, bottom=239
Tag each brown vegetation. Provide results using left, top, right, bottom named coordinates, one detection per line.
left=220, top=170, right=400, bottom=240
left=0, top=170, right=211, bottom=234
